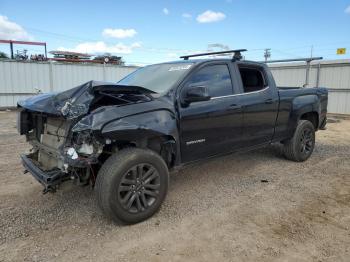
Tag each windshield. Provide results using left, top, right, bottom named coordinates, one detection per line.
left=118, top=63, right=194, bottom=93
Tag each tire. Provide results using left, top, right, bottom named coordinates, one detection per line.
left=283, top=120, right=315, bottom=162
left=95, top=148, right=169, bottom=224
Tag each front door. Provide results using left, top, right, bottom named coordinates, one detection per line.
left=178, top=63, right=243, bottom=163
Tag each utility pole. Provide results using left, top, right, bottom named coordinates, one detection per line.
left=10, top=41, right=14, bottom=59
left=264, top=48, right=271, bottom=62
left=310, top=45, right=313, bottom=58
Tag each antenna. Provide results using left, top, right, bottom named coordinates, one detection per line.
left=180, top=49, right=247, bottom=61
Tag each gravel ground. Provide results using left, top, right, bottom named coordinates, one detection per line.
left=0, top=110, right=349, bottom=262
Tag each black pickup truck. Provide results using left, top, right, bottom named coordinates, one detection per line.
left=17, top=50, right=328, bottom=224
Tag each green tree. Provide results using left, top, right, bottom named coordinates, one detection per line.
left=0, top=51, right=9, bottom=59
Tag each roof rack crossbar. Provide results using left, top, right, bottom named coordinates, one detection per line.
left=180, top=49, right=247, bottom=61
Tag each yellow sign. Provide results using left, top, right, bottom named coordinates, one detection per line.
left=337, top=48, right=346, bottom=55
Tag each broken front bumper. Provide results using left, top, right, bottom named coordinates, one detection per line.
left=20, top=154, right=69, bottom=193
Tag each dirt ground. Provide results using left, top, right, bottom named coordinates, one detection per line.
left=0, top=111, right=349, bottom=262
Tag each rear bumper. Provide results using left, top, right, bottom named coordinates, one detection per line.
left=20, top=154, right=69, bottom=193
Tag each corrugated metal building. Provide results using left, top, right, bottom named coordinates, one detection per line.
left=0, top=60, right=137, bottom=107
left=269, top=59, right=350, bottom=114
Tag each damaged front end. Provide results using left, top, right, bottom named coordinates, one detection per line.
left=17, top=80, right=156, bottom=193
left=18, top=112, right=104, bottom=193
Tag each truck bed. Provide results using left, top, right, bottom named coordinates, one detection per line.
left=273, top=87, right=328, bottom=142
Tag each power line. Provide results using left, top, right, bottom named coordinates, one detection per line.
left=24, top=27, right=280, bottom=56
left=20, top=26, right=350, bottom=63
left=25, top=27, right=209, bottom=54
left=273, top=49, right=304, bottom=59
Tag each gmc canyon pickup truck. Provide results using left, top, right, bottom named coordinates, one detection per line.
left=17, top=50, right=328, bottom=224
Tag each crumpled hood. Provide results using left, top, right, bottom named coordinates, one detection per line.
left=18, top=92, right=61, bottom=116
left=71, top=98, right=175, bottom=133
left=17, top=80, right=156, bottom=119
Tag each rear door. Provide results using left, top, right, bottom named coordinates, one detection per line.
left=236, top=63, right=279, bottom=147
left=178, top=62, right=243, bottom=163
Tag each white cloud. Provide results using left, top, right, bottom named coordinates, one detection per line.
left=163, top=8, right=169, bottom=15
left=345, top=5, right=350, bottom=14
left=167, top=53, right=178, bottom=59
left=196, top=10, right=226, bottom=23
left=130, top=42, right=142, bottom=49
left=102, top=28, right=137, bottom=39
left=58, top=41, right=142, bottom=54
left=182, top=13, right=192, bottom=19
left=0, top=15, right=33, bottom=41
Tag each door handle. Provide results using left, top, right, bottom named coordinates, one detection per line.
left=264, top=99, right=273, bottom=104
left=229, top=104, right=242, bottom=109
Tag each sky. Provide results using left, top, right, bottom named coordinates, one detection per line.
left=0, top=0, right=350, bottom=65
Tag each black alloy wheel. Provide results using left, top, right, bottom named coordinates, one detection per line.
left=118, top=163, right=160, bottom=213
left=283, top=120, right=316, bottom=162
left=300, top=127, right=314, bottom=156
left=95, top=148, right=169, bottom=224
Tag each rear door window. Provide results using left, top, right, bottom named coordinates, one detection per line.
left=238, top=66, right=267, bottom=93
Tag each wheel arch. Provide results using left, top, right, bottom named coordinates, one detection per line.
left=299, top=111, right=319, bottom=130
left=287, top=95, right=321, bottom=136
left=100, top=111, right=180, bottom=168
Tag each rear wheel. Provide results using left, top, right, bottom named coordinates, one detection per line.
left=95, top=148, right=169, bottom=224
left=283, top=120, right=315, bottom=162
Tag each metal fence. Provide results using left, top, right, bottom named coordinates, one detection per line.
left=269, top=59, right=350, bottom=114
left=1, top=59, right=350, bottom=114
left=0, top=60, right=137, bottom=107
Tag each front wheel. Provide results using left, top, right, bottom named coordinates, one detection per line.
left=95, top=148, right=169, bottom=224
left=283, top=120, right=315, bottom=162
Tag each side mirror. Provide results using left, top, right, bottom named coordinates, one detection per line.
left=184, top=85, right=211, bottom=103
